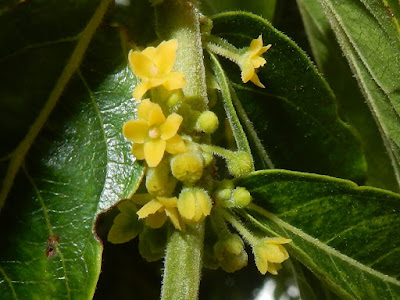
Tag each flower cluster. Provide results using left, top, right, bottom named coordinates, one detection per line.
left=108, top=36, right=290, bottom=277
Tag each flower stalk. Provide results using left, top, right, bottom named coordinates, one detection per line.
left=155, top=1, right=208, bottom=299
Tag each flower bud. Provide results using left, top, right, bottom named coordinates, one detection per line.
left=178, top=188, right=212, bottom=223
left=214, top=234, right=248, bottom=273
left=195, top=110, right=219, bottom=133
left=214, top=180, right=234, bottom=206
left=171, top=151, right=204, bottom=183
left=230, top=187, right=252, bottom=208
left=227, top=151, right=253, bottom=177
left=146, top=160, right=177, bottom=196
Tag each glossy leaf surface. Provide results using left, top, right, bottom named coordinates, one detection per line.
left=0, top=1, right=144, bottom=298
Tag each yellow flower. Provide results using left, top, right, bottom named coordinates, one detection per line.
left=253, top=237, right=291, bottom=275
left=129, top=39, right=187, bottom=100
left=177, top=188, right=212, bottom=224
left=133, top=194, right=183, bottom=230
left=238, top=35, right=271, bottom=88
left=123, top=99, right=187, bottom=167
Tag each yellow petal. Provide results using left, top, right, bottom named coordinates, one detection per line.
left=267, top=262, right=281, bottom=275
left=249, top=73, right=265, bottom=88
left=177, top=191, right=196, bottom=220
left=248, top=35, right=263, bottom=55
left=148, top=104, right=166, bottom=127
left=157, top=197, right=178, bottom=208
left=142, top=45, right=157, bottom=58
left=165, top=134, right=187, bottom=154
left=160, top=113, right=183, bottom=140
left=264, top=244, right=287, bottom=263
left=133, top=81, right=151, bottom=101
left=165, top=207, right=182, bottom=230
left=144, top=139, right=166, bottom=167
left=259, top=44, right=272, bottom=55
left=131, top=143, right=145, bottom=160
left=137, top=199, right=163, bottom=219
left=162, top=71, right=187, bottom=90
left=145, top=211, right=168, bottom=228
left=128, top=50, right=153, bottom=79
left=123, top=120, right=149, bottom=142
left=254, top=249, right=268, bottom=275
left=138, top=99, right=155, bottom=120
left=154, top=39, right=178, bottom=74
left=268, top=238, right=291, bottom=245
left=240, top=62, right=255, bottom=83
left=252, top=57, right=266, bottom=69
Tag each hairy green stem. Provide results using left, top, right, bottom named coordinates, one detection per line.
left=155, top=1, right=208, bottom=299
left=161, top=223, right=205, bottom=300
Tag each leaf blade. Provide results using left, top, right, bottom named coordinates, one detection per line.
left=211, top=12, right=367, bottom=182
left=0, top=20, right=144, bottom=300
left=314, top=0, right=400, bottom=188
left=236, top=170, right=400, bottom=299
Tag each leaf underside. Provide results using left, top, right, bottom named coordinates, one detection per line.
left=237, top=170, right=400, bottom=300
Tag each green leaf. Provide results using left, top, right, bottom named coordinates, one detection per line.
left=297, top=0, right=399, bottom=192
left=199, top=0, right=277, bottom=21
left=312, top=0, right=400, bottom=188
left=107, top=200, right=142, bottom=244
left=210, top=12, right=367, bottom=183
left=236, top=170, right=400, bottom=299
left=0, top=3, right=145, bottom=298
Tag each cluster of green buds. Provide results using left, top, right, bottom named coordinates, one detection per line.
left=108, top=33, right=291, bottom=275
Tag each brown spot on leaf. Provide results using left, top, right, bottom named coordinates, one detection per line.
left=46, top=234, right=60, bottom=258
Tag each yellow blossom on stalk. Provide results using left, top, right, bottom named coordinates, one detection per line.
left=123, top=99, right=186, bottom=167
left=238, top=35, right=271, bottom=88
left=129, top=39, right=187, bottom=100
left=133, top=194, right=183, bottom=230
left=253, top=237, right=291, bottom=275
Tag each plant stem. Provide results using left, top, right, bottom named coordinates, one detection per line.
left=155, top=1, right=208, bottom=299
left=161, top=223, right=205, bottom=300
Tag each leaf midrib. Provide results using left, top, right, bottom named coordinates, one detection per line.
left=248, top=204, right=400, bottom=288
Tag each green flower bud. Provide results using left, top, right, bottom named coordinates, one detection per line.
left=166, top=89, right=185, bottom=108
left=171, top=151, right=204, bottom=183
left=195, top=110, right=219, bottom=133
left=214, top=234, right=248, bottom=273
left=227, top=151, right=253, bottom=177
left=178, top=188, right=212, bottom=223
left=146, top=160, right=177, bottom=196
left=214, top=180, right=234, bottom=206
left=230, top=187, right=252, bottom=208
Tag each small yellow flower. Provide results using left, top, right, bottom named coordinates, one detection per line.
left=238, top=35, right=271, bottom=88
left=133, top=194, right=183, bottom=230
left=123, top=99, right=187, bottom=167
left=129, top=39, right=187, bottom=100
left=178, top=188, right=212, bottom=224
left=253, top=237, right=291, bottom=275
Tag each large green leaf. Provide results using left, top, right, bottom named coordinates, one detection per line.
left=210, top=12, right=367, bottom=183
left=297, top=0, right=399, bottom=192
left=199, top=0, right=276, bottom=21
left=0, top=1, right=145, bottom=298
left=312, top=0, right=400, bottom=188
left=236, top=170, right=400, bottom=299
